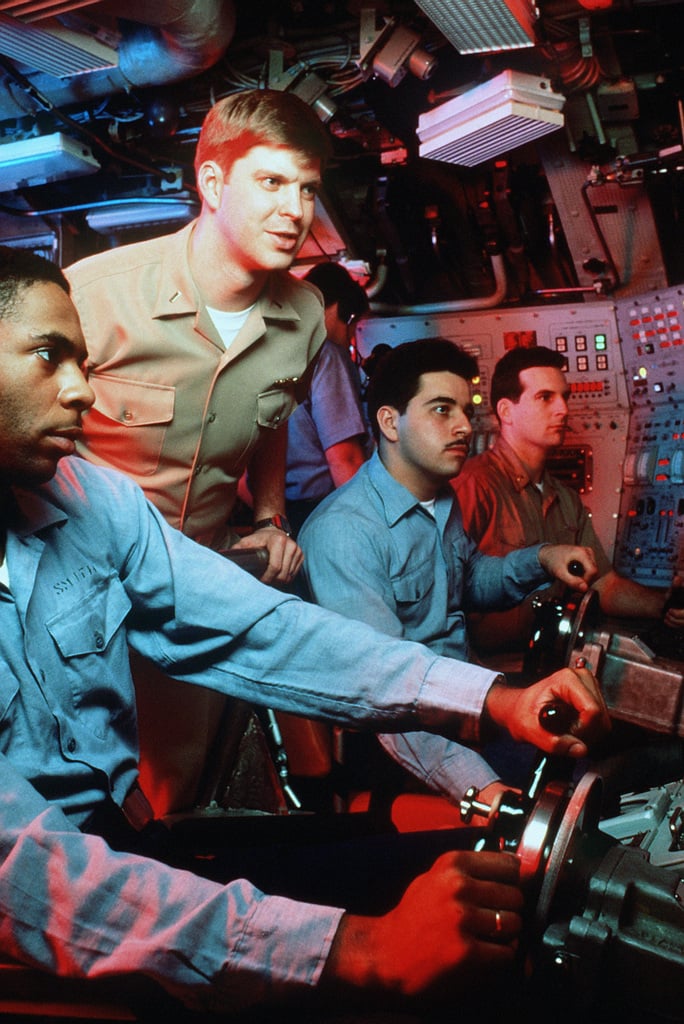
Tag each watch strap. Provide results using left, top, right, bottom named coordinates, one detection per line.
left=253, top=514, right=293, bottom=537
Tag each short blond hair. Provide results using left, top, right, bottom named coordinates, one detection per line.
left=194, top=89, right=331, bottom=177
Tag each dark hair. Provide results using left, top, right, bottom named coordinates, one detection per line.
left=367, top=338, right=479, bottom=444
left=304, top=263, right=369, bottom=324
left=194, top=89, right=332, bottom=177
left=0, top=246, right=70, bottom=319
left=490, top=346, right=567, bottom=421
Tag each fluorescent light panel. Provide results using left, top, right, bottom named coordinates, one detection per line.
left=0, top=132, right=100, bottom=191
left=414, top=0, right=538, bottom=54
left=417, top=70, right=565, bottom=167
left=0, top=12, right=116, bottom=77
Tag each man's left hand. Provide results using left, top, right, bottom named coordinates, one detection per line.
left=232, top=528, right=303, bottom=585
left=664, top=575, right=684, bottom=629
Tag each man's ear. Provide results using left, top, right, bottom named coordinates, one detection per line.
left=376, top=405, right=400, bottom=443
left=496, top=397, right=513, bottom=425
left=196, top=160, right=224, bottom=210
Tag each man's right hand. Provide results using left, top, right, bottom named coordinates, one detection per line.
left=485, top=666, right=611, bottom=758
left=321, top=850, right=522, bottom=1004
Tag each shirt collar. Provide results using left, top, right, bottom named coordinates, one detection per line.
left=367, top=451, right=453, bottom=528
left=7, top=484, right=66, bottom=539
left=492, top=437, right=559, bottom=499
left=151, top=221, right=303, bottom=325
left=152, top=221, right=198, bottom=319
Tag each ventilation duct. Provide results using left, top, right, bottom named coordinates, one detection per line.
left=0, top=0, right=235, bottom=120
left=414, top=0, right=538, bottom=54
left=417, top=70, right=565, bottom=167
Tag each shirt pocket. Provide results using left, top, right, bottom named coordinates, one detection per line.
left=85, top=374, right=175, bottom=476
left=256, top=386, right=298, bottom=430
left=45, top=577, right=133, bottom=738
left=392, top=563, right=435, bottom=630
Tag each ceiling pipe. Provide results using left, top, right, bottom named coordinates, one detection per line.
left=369, top=251, right=508, bottom=315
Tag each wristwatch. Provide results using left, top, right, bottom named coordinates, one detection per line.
left=253, top=513, right=293, bottom=537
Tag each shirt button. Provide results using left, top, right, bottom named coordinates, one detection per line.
left=274, top=414, right=281, bottom=423
left=94, top=631, right=105, bottom=649
left=67, top=738, right=76, bottom=753
left=122, top=410, right=133, bottom=422
left=208, top=413, right=216, bottom=423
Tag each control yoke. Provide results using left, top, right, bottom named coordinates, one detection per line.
left=460, top=751, right=684, bottom=1021
left=524, top=587, right=684, bottom=738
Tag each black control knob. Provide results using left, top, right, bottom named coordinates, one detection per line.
left=664, top=586, right=684, bottom=612
left=539, top=701, right=578, bottom=735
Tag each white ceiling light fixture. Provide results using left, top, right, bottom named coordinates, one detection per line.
left=0, top=132, right=100, bottom=191
left=413, top=0, right=539, bottom=54
left=0, top=11, right=116, bottom=78
left=417, top=70, right=565, bottom=167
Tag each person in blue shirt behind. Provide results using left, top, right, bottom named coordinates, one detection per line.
left=300, top=338, right=602, bottom=814
left=285, top=262, right=370, bottom=537
left=0, top=252, right=609, bottom=1018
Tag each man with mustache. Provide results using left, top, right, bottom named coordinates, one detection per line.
left=300, top=339, right=600, bottom=817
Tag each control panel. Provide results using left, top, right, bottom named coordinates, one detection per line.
left=357, top=302, right=630, bottom=560
left=613, top=285, right=684, bottom=584
left=359, top=287, right=684, bottom=584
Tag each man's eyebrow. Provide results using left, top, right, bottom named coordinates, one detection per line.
left=423, top=395, right=460, bottom=406
left=255, top=167, right=322, bottom=186
left=29, top=330, right=70, bottom=343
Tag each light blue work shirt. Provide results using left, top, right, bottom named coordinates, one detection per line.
left=286, top=338, right=367, bottom=502
left=0, top=455, right=501, bottom=1011
left=300, top=452, right=551, bottom=797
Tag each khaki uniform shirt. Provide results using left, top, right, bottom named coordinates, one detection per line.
left=67, top=222, right=326, bottom=549
left=453, top=436, right=612, bottom=665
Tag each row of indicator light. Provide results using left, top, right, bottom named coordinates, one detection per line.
left=628, top=302, right=683, bottom=348
left=627, top=498, right=684, bottom=517
left=555, top=333, right=608, bottom=353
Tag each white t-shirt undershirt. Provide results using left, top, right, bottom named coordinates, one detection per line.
left=205, top=304, right=255, bottom=349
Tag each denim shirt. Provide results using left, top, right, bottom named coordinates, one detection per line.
left=0, top=455, right=500, bottom=1009
left=300, top=452, right=550, bottom=797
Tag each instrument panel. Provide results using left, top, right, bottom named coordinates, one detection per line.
left=357, top=285, right=684, bottom=584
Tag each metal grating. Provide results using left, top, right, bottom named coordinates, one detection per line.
left=417, top=70, right=564, bottom=167
left=0, top=10, right=116, bottom=76
left=414, top=0, right=538, bottom=54
left=0, top=2, right=101, bottom=22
